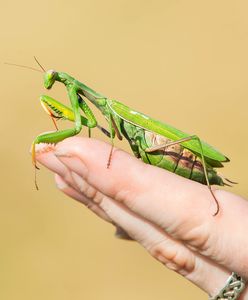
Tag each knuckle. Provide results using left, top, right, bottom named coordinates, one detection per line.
left=181, top=225, right=211, bottom=252
left=148, top=239, right=195, bottom=274
left=148, top=239, right=176, bottom=262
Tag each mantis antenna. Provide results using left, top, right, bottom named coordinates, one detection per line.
left=4, top=56, right=46, bottom=73
left=4, top=62, right=43, bottom=73
left=33, top=56, right=46, bottom=72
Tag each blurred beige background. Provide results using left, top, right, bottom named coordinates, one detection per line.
left=1, top=1, right=248, bottom=299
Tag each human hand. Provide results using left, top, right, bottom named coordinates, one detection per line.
left=35, top=137, right=248, bottom=299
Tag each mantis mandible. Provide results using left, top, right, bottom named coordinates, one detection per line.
left=30, top=64, right=234, bottom=216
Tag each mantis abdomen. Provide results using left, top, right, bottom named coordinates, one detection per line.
left=121, top=120, right=225, bottom=186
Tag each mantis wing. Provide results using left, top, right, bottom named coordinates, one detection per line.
left=108, top=100, right=229, bottom=165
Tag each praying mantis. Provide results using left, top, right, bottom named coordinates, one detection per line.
left=28, top=62, right=233, bottom=216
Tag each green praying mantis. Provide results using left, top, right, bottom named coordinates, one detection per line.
left=25, top=60, right=234, bottom=216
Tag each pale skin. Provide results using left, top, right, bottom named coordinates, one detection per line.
left=35, top=136, right=248, bottom=299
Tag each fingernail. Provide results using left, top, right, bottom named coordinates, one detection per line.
left=115, top=227, right=133, bottom=240
left=165, top=262, right=179, bottom=271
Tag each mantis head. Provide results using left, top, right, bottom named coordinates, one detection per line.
left=44, top=69, right=58, bottom=89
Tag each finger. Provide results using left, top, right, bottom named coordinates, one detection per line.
left=36, top=146, right=132, bottom=238
left=55, top=173, right=132, bottom=240
left=55, top=174, right=113, bottom=223
left=36, top=144, right=113, bottom=223
left=35, top=143, right=77, bottom=190
left=54, top=137, right=214, bottom=233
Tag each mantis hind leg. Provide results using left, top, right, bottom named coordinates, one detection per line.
left=146, top=135, right=220, bottom=216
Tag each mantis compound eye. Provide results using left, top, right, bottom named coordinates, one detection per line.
left=44, top=69, right=57, bottom=89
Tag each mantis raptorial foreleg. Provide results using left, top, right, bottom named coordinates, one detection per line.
left=146, top=135, right=220, bottom=215
left=40, top=94, right=111, bottom=138
left=31, top=89, right=97, bottom=169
